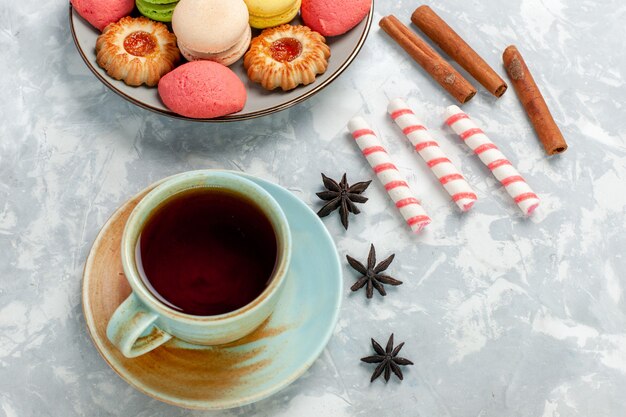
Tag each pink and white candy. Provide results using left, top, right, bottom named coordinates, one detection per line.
left=444, top=105, right=540, bottom=215
left=388, top=98, right=477, bottom=212
left=348, top=117, right=431, bottom=233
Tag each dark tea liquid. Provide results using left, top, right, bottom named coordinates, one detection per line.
left=137, top=188, right=278, bottom=316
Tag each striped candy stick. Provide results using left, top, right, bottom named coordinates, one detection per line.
left=347, top=117, right=431, bottom=233
left=443, top=105, right=540, bottom=215
left=387, top=98, right=477, bottom=212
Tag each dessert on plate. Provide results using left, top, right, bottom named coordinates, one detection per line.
left=302, top=0, right=372, bottom=36
left=136, top=0, right=180, bottom=23
left=71, top=0, right=372, bottom=118
left=171, top=0, right=251, bottom=66
left=71, top=0, right=135, bottom=31
left=95, top=16, right=180, bottom=87
left=244, top=24, right=330, bottom=91
left=244, top=0, right=302, bottom=29
left=158, top=61, right=247, bottom=119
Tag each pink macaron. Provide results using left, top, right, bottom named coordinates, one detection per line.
left=71, top=0, right=134, bottom=32
left=158, top=61, right=247, bottom=119
left=301, top=0, right=372, bottom=37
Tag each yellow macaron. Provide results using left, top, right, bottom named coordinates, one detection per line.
left=244, top=0, right=301, bottom=29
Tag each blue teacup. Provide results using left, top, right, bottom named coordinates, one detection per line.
left=106, top=171, right=292, bottom=358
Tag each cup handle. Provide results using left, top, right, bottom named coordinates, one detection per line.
left=106, top=293, right=173, bottom=358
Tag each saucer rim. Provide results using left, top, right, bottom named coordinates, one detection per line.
left=82, top=171, right=342, bottom=410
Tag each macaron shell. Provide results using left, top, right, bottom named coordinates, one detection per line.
left=246, top=0, right=301, bottom=29
left=172, top=0, right=250, bottom=54
left=136, top=0, right=178, bottom=22
left=158, top=61, right=247, bottom=119
left=178, top=26, right=251, bottom=66
left=244, top=0, right=300, bottom=28
left=139, top=0, right=178, bottom=4
left=244, top=0, right=298, bottom=16
left=301, top=0, right=371, bottom=37
left=71, top=0, right=135, bottom=31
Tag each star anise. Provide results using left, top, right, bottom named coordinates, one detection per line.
left=316, top=173, right=371, bottom=230
left=347, top=244, right=402, bottom=298
left=361, top=334, right=413, bottom=382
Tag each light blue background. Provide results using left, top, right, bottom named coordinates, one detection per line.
left=1, top=0, right=625, bottom=416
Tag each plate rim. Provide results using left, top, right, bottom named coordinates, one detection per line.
left=69, top=3, right=374, bottom=123
left=82, top=171, right=343, bottom=410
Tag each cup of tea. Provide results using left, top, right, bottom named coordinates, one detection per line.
left=106, top=170, right=292, bottom=358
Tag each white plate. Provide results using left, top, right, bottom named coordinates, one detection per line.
left=69, top=5, right=373, bottom=122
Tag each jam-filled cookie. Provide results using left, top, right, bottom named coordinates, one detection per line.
left=96, top=16, right=180, bottom=87
left=243, top=24, right=330, bottom=91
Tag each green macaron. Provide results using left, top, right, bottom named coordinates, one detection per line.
left=136, top=0, right=179, bottom=22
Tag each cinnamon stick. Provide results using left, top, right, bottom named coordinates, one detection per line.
left=379, top=15, right=476, bottom=104
left=503, top=45, right=568, bottom=155
left=411, top=5, right=507, bottom=97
